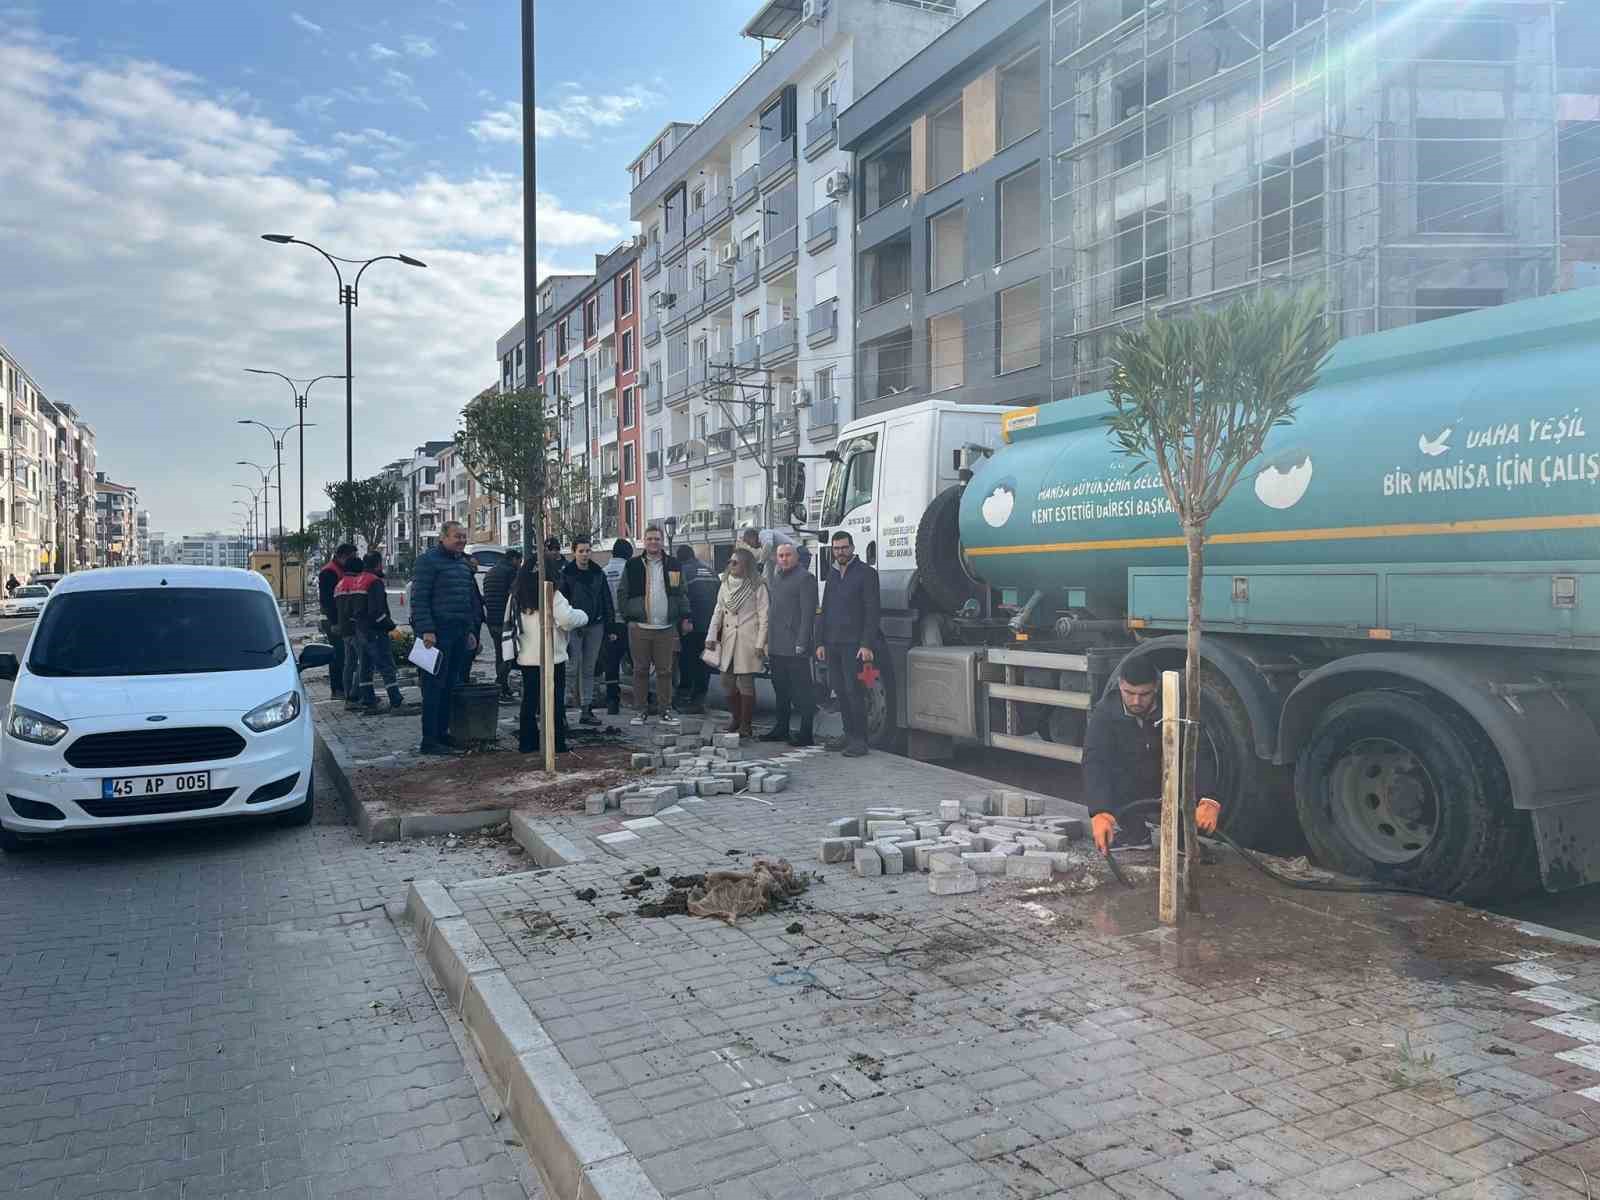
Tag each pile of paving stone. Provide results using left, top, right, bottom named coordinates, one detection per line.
left=818, top=789, right=1089, bottom=896
left=585, top=719, right=813, bottom=815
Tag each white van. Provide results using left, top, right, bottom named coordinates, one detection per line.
left=0, top=565, right=334, bottom=849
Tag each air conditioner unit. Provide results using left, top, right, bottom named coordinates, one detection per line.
left=659, top=292, right=678, bottom=308
left=800, top=0, right=824, bottom=25
left=790, top=388, right=811, bottom=408
left=823, top=170, right=851, bottom=198
left=637, top=369, right=650, bottom=387
left=719, top=243, right=740, bottom=266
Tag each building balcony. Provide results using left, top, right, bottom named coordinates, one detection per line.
left=667, top=442, right=691, bottom=475
left=711, top=503, right=735, bottom=532
left=734, top=164, right=760, bottom=212
left=642, top=240, right=661, bottom=279
left=807, top=297, right=839, bottom=347
left=706, top=428, right=734, bottom=466
left=686, top=204, right=706, bottom=243
left=643, top=312, right=661, bottom=346
left=735, top=336, right=761, bottom=370
left=809, top=393, right=840, bottom=441
left=662, top=223, right=687, bottom=266
left=772, top=411, right=800, bottom=450
left=689, top=359, right=708, bottom=392
left=665, top=368, right=688, bottom=402
left=685, top=286, right=707, bottom=325
left=804, top=105, right=837, bottom=161
left=759, top=137, right=796, bottom=191
left=705, top=189, right=733, bottom=233
left=647, top=449, right=663, bottom=480
left=645, top=372, right=663, bottom=414
left=704, top=266, right=734, bottom=311
left=806, top=202, right=837, bottom=253
left=707, top=349, right=733, bottom=386
left=761, top=227, right=798, bottom=282
left=663, top=301, right=687, bottom=336
left=760, top=319, right=798, bottom=366
left=734, top=250, right=761, bottom=294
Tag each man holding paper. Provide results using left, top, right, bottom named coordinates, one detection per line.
left=410, top=520, right=479, bottom=755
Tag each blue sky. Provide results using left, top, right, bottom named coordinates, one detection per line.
left=0, top=0, right=765, bottom=533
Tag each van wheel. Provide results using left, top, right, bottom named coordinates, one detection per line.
left=1294, top=691, right=1525, bottom=900
left=279, top=771, right=316, bottom=827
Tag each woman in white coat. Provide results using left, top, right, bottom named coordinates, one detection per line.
left=704, top=547, right=768, bottom=738
left=513, top=556, right=589, bottom=753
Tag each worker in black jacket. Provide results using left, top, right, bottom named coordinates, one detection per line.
left=816, top=530, right=880, bottom=757
left=1082, top=655, right=1221, bottom=853
left=481, top=550, right=521, bottom=700
left=317, top=543, right=358, bottom=698
left=562, top=537, right=615, bottom=724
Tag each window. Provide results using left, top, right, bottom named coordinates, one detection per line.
left=622, top=387, right=635, bottom=428
left=998, top=48, right=1041, bottom=149
left=585, top=298, right=598, bottom=339
left=928, top=206, right=964, bottom=291
left=1116, top=208, right=1169, bottom=307
left=1415, top=289, right=1503, bottom=322
left=741, top=311, right=759, bottom=341
left=998, top=163, right=1041, bottom=262
left=619, top=331, right=633, bottom=373
left=862, top=234, right=911, bottom=307
left=1261, top=140, right=1324, bottom=264
left=557, top=323, right=568, bottom=357
left=692, top=185, right=705, bottom=211
left=815, top=75, right=836, bottom=113
left=861, top=132, right=912, bottom=216
left=1563, top=124, right=1600, bottom=236
left=929, top=98, right=963, bottom=188
left=930, top=313, right=963, bottom=392
left=862, top=329, right=913, bottom=400
left=1115, top=60, right=1168, bottom=122
left=815, top=365, right=836, bottom=401
left=623, top=444, right=636, bottom=484
left=624, top=497, right=637, bottom=537
left=760, top=87, right=796, bottom=154
left=820, top=431, right=879, bottom=524
left=814, top=266, right=838, bottom=302
left=1418, top=119, right=1504, bottom=234
left=997, top=278, right=1042, bottom=375
left=1264, top=0, right=1324, bottom=44
left=620, top=272, right=633, bottom=316
left=1115, top=117, right=1170, bottom=170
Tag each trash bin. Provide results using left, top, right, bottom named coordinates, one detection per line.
left=449, top=683, right=501, bottom=743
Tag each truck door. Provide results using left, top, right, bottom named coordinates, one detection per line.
left=818, top=424, right=882, bottom=554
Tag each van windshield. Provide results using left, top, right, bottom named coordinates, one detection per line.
left=818, top=432, right=878, bottom=526
left=29, top=588, right=286, bottom=677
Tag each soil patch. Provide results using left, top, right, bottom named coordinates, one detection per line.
left=349, top=742, right=640, bottom=816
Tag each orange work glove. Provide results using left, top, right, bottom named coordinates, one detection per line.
left=1196, top=798, right=1221, bottom=835
left=1091, top=812, right=1118, bottom=854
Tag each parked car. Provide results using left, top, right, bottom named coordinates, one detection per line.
left=0, top=565, right=334, bottom=850
left=28, top=573, right=62, bottom=591
left=1, top=585, right=50, bottom=619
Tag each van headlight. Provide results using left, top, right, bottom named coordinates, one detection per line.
left=243, top=690, right=302, bottom=732
left=8, top=705, right=68, bottom=745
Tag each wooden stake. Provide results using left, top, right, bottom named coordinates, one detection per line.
left=1159, top=668, right=1182, bottom=926
left=542, top=582, right=556, bottom=772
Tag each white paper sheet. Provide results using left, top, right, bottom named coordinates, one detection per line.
left=407, top=640, right=442, bottom=675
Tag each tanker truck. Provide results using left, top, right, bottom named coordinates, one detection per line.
left=812, top=286, right=1600, bottom=899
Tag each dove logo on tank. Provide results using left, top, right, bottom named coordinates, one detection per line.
left=1253, top=451, right=1314, bottom=510
left=981, top=483, right=1016, bottom=528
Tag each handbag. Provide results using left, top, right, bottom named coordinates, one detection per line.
left=701, top=645, right=721, bottom=670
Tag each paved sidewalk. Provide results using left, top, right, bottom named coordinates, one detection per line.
left=411, top=741, right=1600, bottom=1200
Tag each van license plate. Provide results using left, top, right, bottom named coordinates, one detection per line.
left=102, top=772, right=211, bottom=799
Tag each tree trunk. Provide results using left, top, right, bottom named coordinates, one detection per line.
left=1181, top=520, right=1205, bottom=910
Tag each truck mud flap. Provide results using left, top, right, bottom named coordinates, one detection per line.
left=1531, top=800, right=1600, bottom=891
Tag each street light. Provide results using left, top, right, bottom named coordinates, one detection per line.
left=231, top=496, right=257, bottom=551
left=259, top=235, right=427, bottom=484
left=243, top=369, right=344, bottom=535
left=234, top=463, right=279, bottom=552
left=238, top=420, right=314, bottom=602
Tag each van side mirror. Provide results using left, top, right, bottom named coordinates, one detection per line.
left=0, top=653, right=18, bottom=682
left=297, top=643, right=335, bottom=671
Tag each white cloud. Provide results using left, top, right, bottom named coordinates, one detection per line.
left=368, top=43, right=400, bottom=60
left=0, top=31, right=623, bottom=535
left=289, top=12, right=323, bottom=35
left=470, top=85, right=662, bottom=145
left=402, top=35, right=437, bottom=59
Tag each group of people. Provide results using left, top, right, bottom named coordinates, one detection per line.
left=335, top=519, right=885, bottom=759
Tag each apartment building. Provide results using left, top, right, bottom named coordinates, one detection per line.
left=40, top=400, right=97, bottom=571
left=0, top=344, right=47, bottom=579
left=495, top=243, right=645, bottom=550
left=842, top=0, right=1569, bottom=408
left=387, top=440, right=451, bottom=567
left=178, top=532, right=249, bottom=568
left=94, top=473, right=139, bottom=566
left=630, top=0, right=969, bottom=551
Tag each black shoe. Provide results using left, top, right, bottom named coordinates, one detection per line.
left=842, top=740, right=869, bottom=758
left=758, top=726, right=790, bottom=742
left=579, top=708, right=599, bottom=726
left=606, top=698, right=620, bottom=715
left=387, top=687, right=405, bottom=707
left=419, top=740, right=464, bottom=757
left=681, top=698, right=706, bottom=715
left=788, top=729, right=814, bottom=747
left=824, top=736, right=849, bottom=751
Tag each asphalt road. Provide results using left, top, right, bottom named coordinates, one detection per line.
left=0, top=616, right=540, bottom=1199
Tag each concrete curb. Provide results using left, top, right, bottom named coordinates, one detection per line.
left=509, top=812, right=588, bottom=867
left=406, top=881, right=664, bottom=1200
left=313, top=724, right=516, bottom=843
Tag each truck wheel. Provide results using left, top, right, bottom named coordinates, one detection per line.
left=864, top=654, right=901, bottom=752
left=914, top=485, right=976, bottom=615
left=1198, top=668, right=1297, bottom=854
left=1294, top=691, right=1525, bottom=900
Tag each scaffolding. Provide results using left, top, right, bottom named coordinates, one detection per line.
left=1046, top=0, right=1558, bottom=397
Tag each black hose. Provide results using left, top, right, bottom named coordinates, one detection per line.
left=1103, top=847, right=1136, bottom=888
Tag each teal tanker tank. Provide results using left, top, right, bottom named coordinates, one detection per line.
left=958, top=286, right=1600, bottom=613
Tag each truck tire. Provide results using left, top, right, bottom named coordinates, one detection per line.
left=864, top=652, right=901, bottom=752
left=914, top=485, right=976, bottom=615
left=1198, top=667, right=1297, bottom=854
left=1293, top=691, right=1527, bottom=900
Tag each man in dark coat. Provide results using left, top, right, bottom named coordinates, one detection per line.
left=762, top=541, right=817, bottom=745
left=562, top=536, right=615, bottom=724
left=480, top=550, right=521, bottom=700
left=816, top=530, right=880, bottom=757
left=410, top=521, right=479, bottom=754
left=675, top=544, right=718, bottom=715
left=318, top=543, right=358, bottom=698
left=601, top=539, right=632, bottom=714
left=1083, top=656, right=1221, bottom=853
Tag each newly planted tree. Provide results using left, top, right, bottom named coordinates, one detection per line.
left=325, top=476, right=402, bottom=553
left=1106, top=289, right=1334, bottom=909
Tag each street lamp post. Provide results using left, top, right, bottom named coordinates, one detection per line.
left=243, top=370, right=344, bottom=535
left=258, top=236, right=426, bottom=484
left=235, top=463, right=279, bottom=553
left=238, top=420, right=313, bottom=603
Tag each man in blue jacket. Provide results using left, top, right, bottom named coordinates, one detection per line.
left=410, top=520, right=479, bottom=755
